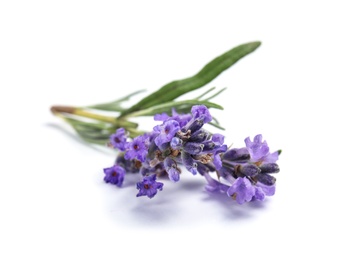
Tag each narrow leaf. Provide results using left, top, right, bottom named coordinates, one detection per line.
left=120, top=41, right=261, bottom=116
left=87, top=89, right=146, bottom=111
left=195, top=87, right=216, bottom=100
left=204, top=87, right=227, bottom=101
left=125, top=100, right=223, bottom=118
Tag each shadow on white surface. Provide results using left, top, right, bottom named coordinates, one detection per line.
left=102, top=172, right=272, bottom=227
left=46, top=123, right=112, bottom=155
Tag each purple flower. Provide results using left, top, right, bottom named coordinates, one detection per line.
left=183, top=142, right=204, bottom=155
left=191, top=105, right=212, bottom=123
left=181, top=151, right=198, bottom=175
left=170, top=137, right=183, bottom=149
left=154, top=109, right=192, bottom=128
left=256, top=182, right=276, bottom=196
left=103, top=165, right=125, bottom=187
left=245, top=134, right=279, bottom=163
left=227, top=177, right=255, bottom=204
left=136, top=175, right=164, bottom=198
left=212, top=134, right=224, bottom=146
left=222, top=148, right=250, bottom=162
left=213, top=144, right=227, bottom=170
left=164, top=157, right=181, bottom=182
left=153, top=120, right=180, bottom=147
left=204, top=172, right=229, bottom=193
left=253, top=186, right=265, bottom=201
left=109, top=128, right=128, bottom=151
left=125, top=135, right=148, bottom=162
left=154, top=112, right=170, bottom=121
left=171, top=109, right=192, bottom=127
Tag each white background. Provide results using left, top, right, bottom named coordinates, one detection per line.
left=1, top=1, right=337, bottom=259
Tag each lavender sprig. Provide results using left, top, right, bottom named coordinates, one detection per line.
left=49, top=41, right=282, bottom=205
left=104, top=105, right=281, bottom=204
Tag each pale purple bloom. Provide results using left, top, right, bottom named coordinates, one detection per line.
left=253, top=186, right=265, bottom=201
left=191, top=105, right=212, bottom=123
left=125, top=135, right=148, bottom=162
left=154, top=109, right=192, bottom=127
left=154, top=112, right=170, bottom=121
left=245, top=134, right=279, bottom=163
left=212, top=133, right=224, bottom=146
left=153, top=120, right=180, bottom=147
left=103, top=165, right=125, bottom=187
left=263, top=151, right=279, bottom=163
left=227, top=177, right=255, bottom=204
left=164, top=157, right=180, bottom=182
left=136, top=175, right=164, bottom=198
left=204, top=172, right=229, bottom=192
left=109, top=128, right=128, bottom=151
left=256, top=182, right=276, bottom=196
left=171, top=109, right=192, bottom=127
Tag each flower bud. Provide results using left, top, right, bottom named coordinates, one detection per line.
left=259, top=163, right=280, bottom=174
left=182, top=118, right=204, bottom=133
left=255, top=173, right=276, bottom=186
left=239, top=164, right=261, bottom=177
left=181, top=151, right=198, bottom=175
left=183, top=142, right=204, bottom=155
left=189, top=129, right=209, bottom=142
left=170, top=137, right=183, bottom=149
left=222, top=148, right=250, bottom=162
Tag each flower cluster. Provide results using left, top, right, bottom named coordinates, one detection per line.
left=103, top=105, right=281, bottom=204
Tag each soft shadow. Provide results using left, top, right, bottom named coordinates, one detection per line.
left=45, top=123, right=111, bottom=155
left=202, top=190, right=269, bottom=220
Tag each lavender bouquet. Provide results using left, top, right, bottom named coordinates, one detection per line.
left=51, top=42, right=281, bottom=204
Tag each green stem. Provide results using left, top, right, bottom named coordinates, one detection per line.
left=51, top=106, right=138, bottom=128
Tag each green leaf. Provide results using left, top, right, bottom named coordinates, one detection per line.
left=120, top=41, right=261, bottom=116
left=87, top=89, right=145, bottom=112
left=63, top=117, right=113, bottom=144
left=195, top=87, right=216, bottom=100
left=125, top=99, right=223, bottom=118
left=203, top=87, right=227, bottom=101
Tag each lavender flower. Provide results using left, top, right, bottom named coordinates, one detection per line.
left=125, top=135, right=148, bottom=162
left=204, top=172, right=229, bottom=193
left=109, top=128, right=128, bottom=151
left=103, top=165, right=125, bottom=187
left=136, top=174, right=164, bottom=198
left=191, top=105, right=212, bottom=123
left=153, top=120, right=180, bottom=147
left=104, top=105, right=281, bottom=205
left=181, top=151, right=198, bottom=175
left=211, top=133, right=224, bottom=146
left=170, top=137, right=183, bottom=149
left=154, top=109, right=192, bottom=128
left=245, top=134, right=279, bottom=163
left=164, top=157, right=181, bottom=182
left=227, top=177, right=255, bottom=204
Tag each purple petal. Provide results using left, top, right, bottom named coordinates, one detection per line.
left=191, top=105, right=212, bottom=123
left=227, top=177, right=255, bottom=204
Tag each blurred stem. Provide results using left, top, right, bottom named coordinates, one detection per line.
left=51, top=106, right=138, bottom=128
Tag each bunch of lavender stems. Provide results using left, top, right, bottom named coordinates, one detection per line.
left=51, top=41, right=282, bottom=204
